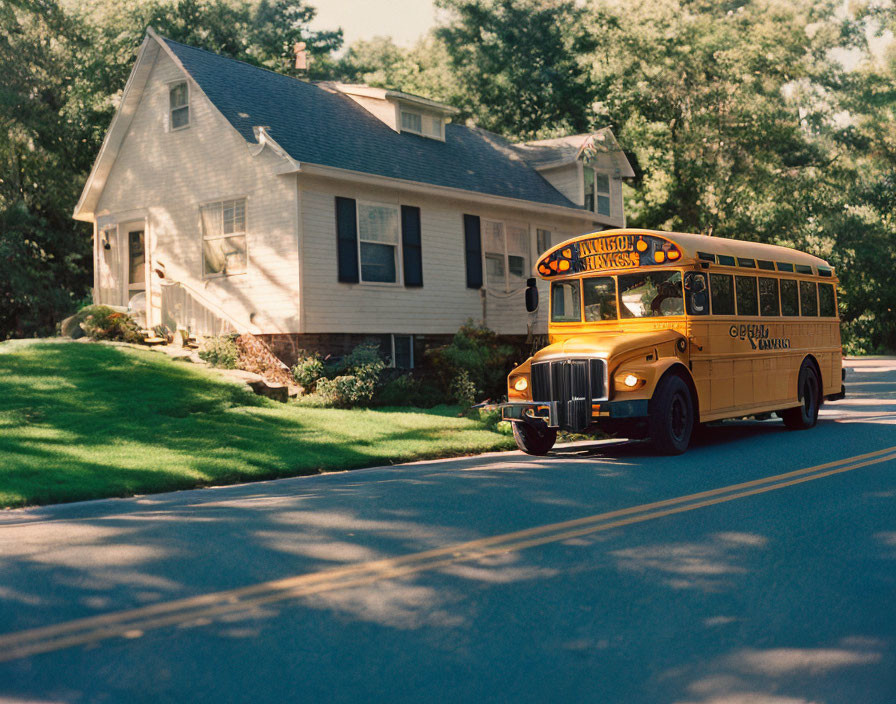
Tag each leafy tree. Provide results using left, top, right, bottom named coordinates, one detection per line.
left=334, top=35, right=462, bottom=105
left=0, top=0, right=98, bottom=337
left=435, top=0, right=598, bottom=139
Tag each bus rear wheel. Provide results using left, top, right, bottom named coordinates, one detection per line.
left=782, top=362, right=820, bottom=430
left=649, top=374, right=694, bottom=455
left=512, top=422, right=557, bottom=456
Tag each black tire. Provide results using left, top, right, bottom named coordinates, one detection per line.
left=512, top=422, right=557, bottom=456
left=649, top=374, right=695, bottom=455
left=781, top=361, right=820, bottom=430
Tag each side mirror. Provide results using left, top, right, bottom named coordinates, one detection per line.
left=525, top=278, right=539, bottom=313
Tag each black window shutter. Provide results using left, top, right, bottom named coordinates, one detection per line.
left=335, top=196, right=359, bottom=283
left=401, top=205, right=423, bottom=287
left=463, top=214, right=482, bottom=289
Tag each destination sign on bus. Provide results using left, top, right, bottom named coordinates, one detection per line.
left=578, top=235, right=641, bottom=271
left=536, top=234, right=683, bottom=277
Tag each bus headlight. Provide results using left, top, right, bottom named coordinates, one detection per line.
left=513, top=377, right=529, bottom=392
left=614, top=372, right=646, bottom=391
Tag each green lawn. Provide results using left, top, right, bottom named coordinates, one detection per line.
left=0, top=341, right=515, bottom=508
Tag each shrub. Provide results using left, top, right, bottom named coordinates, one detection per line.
left=338, top=340, right=384, bottom=374
left=449, top=369, right=478, bottom=410
left=198, top=335, right=239, bottom=369
left=426, top=321, right=519, bottom=402
left=292, top=350, right=326, bottom=392
left=79, top=305, right=142, bottom=343
left=308, top=341, right=385, bottom=407
left=315, top=373, right=378, bottom=408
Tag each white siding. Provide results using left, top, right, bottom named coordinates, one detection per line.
left=538, top=164, right=582, bottom=206
left=94, top=49, right=300, bottom=333
left=538, top=158, right=626, bottom=228
left=299, top=175, right=588, bottom=336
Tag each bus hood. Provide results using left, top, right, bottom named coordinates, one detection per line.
left=533, top=329, right=685, bottom=362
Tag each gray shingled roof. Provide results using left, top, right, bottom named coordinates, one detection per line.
left=162, top=37, right=580, bottom=209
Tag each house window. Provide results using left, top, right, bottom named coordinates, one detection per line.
left=596, top=173, right=611, bottom=216
left=536, top=228, right=552, bottom=255
left=483, top=220, right=529, bottom=291
left=583, top=167, right=611, bottom=216
left=391, top=334, right=414, bottom=369
left=169, top=81, right=189, bottom=130
left=201, top=198, right=247, bottom=277
left=427, top=116, right=442, bottom=138
left=400, top=110, right=443, bottom=139
left=358, top=202, right=400, bottom=283
left=400, top=110, right=422, bottom=133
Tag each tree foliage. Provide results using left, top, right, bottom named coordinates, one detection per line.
left=435, top=0, right=598, bottom=139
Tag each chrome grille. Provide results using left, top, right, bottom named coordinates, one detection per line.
left=530, top=358, right=607, bottom=431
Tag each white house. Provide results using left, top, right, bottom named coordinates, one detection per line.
left=74, top=29, right=635, bottom=366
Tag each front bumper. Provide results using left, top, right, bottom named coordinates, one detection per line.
left=500, top=399, right=649, bottom=428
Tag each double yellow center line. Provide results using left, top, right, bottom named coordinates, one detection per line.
left=2, top=445, right=895, bottom=662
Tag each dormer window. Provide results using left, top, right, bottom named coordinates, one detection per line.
left=584, top=167, right=611, bottom=216
left=401, top=110, right=422, bottom=133
left=169, top=81, right=189, bottom=130
left=400, top=109, right=443, bottom=139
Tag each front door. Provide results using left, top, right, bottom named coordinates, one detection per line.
left=127, top=229, right=146, bottom=295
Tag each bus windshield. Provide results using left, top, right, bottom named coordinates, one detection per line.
left=584, top=276, right=617, bottom=321
left=551, top=280, right=581, bottom=322
left=619, top=271, right=684, bottom=318
left=551, top=271, right=686, bottom=322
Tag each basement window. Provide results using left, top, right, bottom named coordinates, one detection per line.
left=391, top=334, right=414, bottom=369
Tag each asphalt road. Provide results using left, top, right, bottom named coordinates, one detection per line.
left=0, top=358, right=894, bottom=703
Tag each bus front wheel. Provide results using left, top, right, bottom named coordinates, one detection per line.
left=649, top=375, right=694, bottom=455
left=512, top=422, right=557, bottom=456
left=782, top=362, right=820, bottom=430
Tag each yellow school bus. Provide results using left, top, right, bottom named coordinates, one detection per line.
left=500, top=228, right=845, bottom=455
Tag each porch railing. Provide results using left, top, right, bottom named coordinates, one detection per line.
left=159, top=280, right=259, bottom=337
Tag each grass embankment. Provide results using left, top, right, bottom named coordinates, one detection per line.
left=0, top=341, right=515, bottom=508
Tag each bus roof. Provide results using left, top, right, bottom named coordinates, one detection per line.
left=536, top=228, right=834, bottom=279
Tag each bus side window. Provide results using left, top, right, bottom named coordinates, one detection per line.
left=780, top=279, right=799, bottom=316
left=758, top=277, right=780, bottom=316
left=819, top=283, right=836, bottom=317
left=735, top=276, right=759, bottom=316
left=799, top=280, right=818, bottom=316
left=710, top=273, right=735, bottom=315
left=684, top=272, right=708, bottom=315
